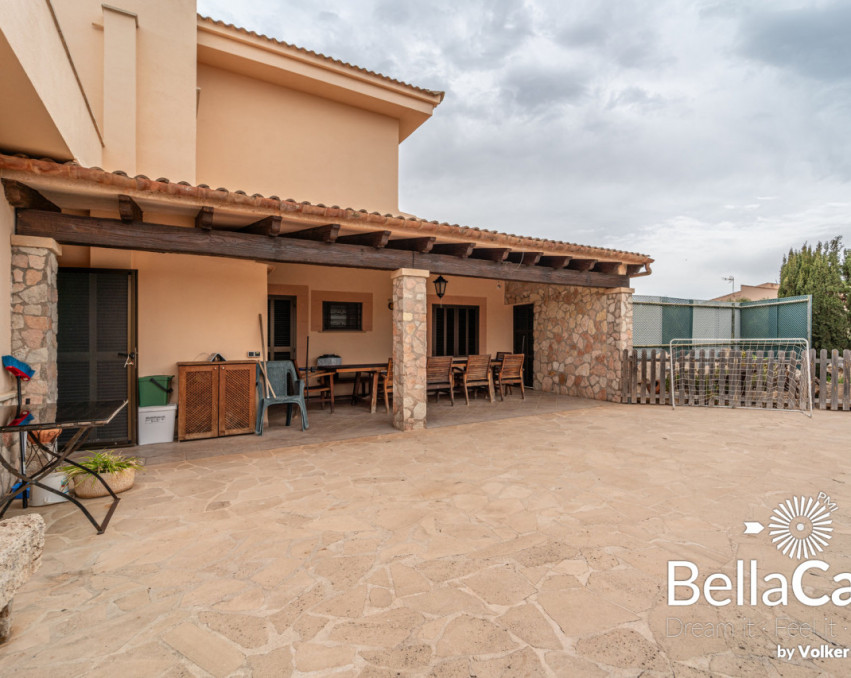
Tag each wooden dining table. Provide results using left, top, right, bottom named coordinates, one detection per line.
left=313, top=363, right=387, bottom=412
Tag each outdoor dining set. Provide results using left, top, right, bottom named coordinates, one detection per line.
left=255, top=353, right=526, bottom=434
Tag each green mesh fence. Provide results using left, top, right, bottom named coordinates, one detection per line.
left=634, top=295, right=811, bottom=348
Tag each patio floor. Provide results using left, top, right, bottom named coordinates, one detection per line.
left=2, top=404, right=850, bottom=676
left=135, top=390, right=605, bottom=467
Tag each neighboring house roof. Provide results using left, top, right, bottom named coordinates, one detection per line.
left=197, top=15, right=445, bottom=102
left=710, top=283, right=779, bottom=302
left=0, top=153, right=653, bottom=268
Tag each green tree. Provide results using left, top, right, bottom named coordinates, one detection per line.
left=779, top=237, right=851, bottom=351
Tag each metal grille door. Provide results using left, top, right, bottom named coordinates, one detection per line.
left=57, top=269, right=137, bottom=445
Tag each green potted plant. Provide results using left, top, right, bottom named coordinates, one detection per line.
left=61, top=451, right=144, bottom=499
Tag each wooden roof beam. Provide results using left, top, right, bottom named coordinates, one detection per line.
left=282, top=224, right=340, bottom=242
left=336, top=230, right=390, bottom=248
left=627, top=263, right=645, bottom=276
left=387, top=237, right=435, bottom=253
left=470, top=247, right=509, bottom=262
left=16, top=209, right=632, bottom=289
left=507, top=251, right=543, bottom=266
left=567, top=258, right=596, bottom=272
left=118, top=195, right=142, bottom=223
left=195, top=206, right=214, bottom=230
left=244, top=215, right=283, bottom=237
left=2, top=180, right=60, bottom=212
left=537, top=255, right=570, bottom=269
left=431, top=242, right=475, bottom=258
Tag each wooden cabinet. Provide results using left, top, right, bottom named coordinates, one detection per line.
left=177, top=361, right=256, bottom=441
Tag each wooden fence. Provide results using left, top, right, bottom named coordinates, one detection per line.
left=622, top=348, right=851, bottom=411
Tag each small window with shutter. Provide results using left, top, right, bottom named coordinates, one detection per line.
left=322, top=301, right=363, bottom=331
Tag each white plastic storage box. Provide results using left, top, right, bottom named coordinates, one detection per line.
left=30, top=472, right=69, bottom=506
left=138, top=404, right=177, bottom=445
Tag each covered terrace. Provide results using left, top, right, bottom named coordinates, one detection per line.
left=2, top=153, right=652, bottom=437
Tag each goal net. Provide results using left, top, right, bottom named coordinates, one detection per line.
left=668, top=338, right=812, bottom=416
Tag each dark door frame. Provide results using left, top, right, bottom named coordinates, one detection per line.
left=57, top=267, right=138, bottom=446
left=268, top=295, right=297, bottom=361
left=513, top=303, right=534, bottom=388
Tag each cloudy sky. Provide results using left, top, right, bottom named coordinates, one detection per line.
left=197, top=0, right=851, bottom=298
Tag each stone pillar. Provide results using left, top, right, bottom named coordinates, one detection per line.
left=9, top=236, right=61, bottom=405
left=504, top=282, right=633, bottom=402
left=391, top=268, right=429, bottom=431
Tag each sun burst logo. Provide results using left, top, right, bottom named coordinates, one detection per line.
left=769, top=495, right=833, bottom=560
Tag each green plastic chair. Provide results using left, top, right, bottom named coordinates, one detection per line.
left=256, top=361, right=308, bottom=433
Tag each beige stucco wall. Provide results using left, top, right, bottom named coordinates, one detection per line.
left=196, top=64, right=400, bottom=213
left=57, top=247, right=267, bottom=381
left=134, top=252, right=267, bottom=376
left=51, top=0, right=197, bottom=180
left=267, top=265, right=514, bottom=366
left=0, top=0, right=101, bottom=165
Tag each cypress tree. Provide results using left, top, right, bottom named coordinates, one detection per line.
left=779, top=237, right=851, bottom=351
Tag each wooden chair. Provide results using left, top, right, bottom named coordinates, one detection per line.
left=495, top=353, right=525, bottom=400
left=426, top=356, right=455, bottom=405
left=378, top=358, right=393, bottom=413
left=293, top=358, right=335, bottom=412
left=460, top=354, right=494, bottom=405
left=256, top=361, right=308, bottom=433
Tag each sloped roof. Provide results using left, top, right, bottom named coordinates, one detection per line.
left=197, top=15, right=444, bottom=102
left=0, top=154, right=652, bottom=266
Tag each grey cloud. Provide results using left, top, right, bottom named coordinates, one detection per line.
left=499, top=66, right=587, bottom=118
left=552, top=3, right=672, bottom=70
left=606, top=87, right=669, bottom=112
left=739, top=3, right=851, bottom=81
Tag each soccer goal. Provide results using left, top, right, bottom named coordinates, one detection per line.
left=668, top=338, right=812, bottom=416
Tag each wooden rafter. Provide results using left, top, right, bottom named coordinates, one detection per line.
left=431, top=243, right=475, bottom=258
left=594, top=261, right=621, bottom=275
left=336, top=230, right=390, bottom=248
left=538, top=255, right=570, bottom=269
left=118, top=195, right=142, bottom=223
left=15, top=209, right=631, bottom=289
left=627, top=264, right=644, bottom=275
left=195, top=206, right=214, bottom=230
left=386, top=237, right=435, bottom=253
left=470, top=247, right=509, bottom=262
left=282, top=224, right=340, bottom=242
left=507, top=251, right=543, bottom=266
left=1, top=180, right=60, bottom=212
left=243, top=215, right=283, bottom=237
left=567, top=258, right=596, bottom=272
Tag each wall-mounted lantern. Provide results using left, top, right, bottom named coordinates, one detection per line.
left=433, top=275, right=448, bottom=300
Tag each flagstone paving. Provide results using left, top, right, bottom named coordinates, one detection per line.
left=1, top=405, right=849, bottom=677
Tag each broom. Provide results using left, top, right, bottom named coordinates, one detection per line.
left=258, top=314, right=276, bottom=398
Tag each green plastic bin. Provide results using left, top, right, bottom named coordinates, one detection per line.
left=138, top=375, right=174, bottom=407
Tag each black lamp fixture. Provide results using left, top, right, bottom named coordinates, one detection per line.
left=433, top=275, right=448, bottom=300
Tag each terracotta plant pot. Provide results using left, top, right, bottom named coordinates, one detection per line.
left=72, top=468, right=136, bottom=499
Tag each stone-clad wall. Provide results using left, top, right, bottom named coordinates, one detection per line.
left=505, top=283, right=633, bottom=402
left=9, top=238, right=60, bottom=405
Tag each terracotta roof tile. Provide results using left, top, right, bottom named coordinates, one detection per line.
left=0, top=154, right=652, bottom=264
left=197, top=15, right=444, bottom=101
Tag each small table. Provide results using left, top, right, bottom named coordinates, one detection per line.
left=331, top=364, right=386, bottom=407
left=0, top=400, right=128, bottom=534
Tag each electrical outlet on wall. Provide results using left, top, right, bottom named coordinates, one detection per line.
left=247, top=351, right=260, bottom=358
